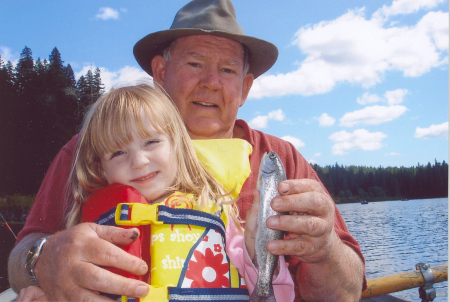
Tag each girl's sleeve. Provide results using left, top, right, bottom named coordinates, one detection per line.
left=225, top=219, right=295, bottom=302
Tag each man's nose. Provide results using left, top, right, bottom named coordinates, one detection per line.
left=130, top=151, right=150, bottom=170
left=201, top=67, right=222, bottom=90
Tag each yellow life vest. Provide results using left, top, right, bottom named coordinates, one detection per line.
left=193, top=138, right=253, bottom=198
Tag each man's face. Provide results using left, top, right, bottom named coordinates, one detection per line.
left=153, top=35, right=253, bottom=139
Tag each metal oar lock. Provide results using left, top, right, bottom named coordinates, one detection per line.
left=416, top=262, right=436, bottom=302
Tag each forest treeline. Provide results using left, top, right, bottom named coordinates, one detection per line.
left=0, top=46, right=104, bottom=195
left=0, top=46, right=447, bottom=221
left=311, top=161, right=448, bottom=203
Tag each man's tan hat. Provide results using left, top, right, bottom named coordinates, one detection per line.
left=133, top=0, right=278, bottom=79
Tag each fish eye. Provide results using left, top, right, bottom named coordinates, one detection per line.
left=269, top=152, right=276, bottom=159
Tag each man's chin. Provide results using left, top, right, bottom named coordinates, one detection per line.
left=187, top=125, right=231, bottom=140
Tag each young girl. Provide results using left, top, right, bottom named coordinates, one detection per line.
left=70, top=83, right=253, bottom=301
left=18, top=84, right=294, bottom=302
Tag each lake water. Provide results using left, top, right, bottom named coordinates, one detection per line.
left=337, top=198, right=448, bottom=301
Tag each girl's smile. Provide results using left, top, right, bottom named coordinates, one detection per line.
left=131, top=171, right=159, bottom=183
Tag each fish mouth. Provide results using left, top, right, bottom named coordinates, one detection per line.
left=261, top=152, right=278, bottom=173
left=193, top=101, right=218, bottom=108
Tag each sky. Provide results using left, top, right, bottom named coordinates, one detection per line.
left=1, top=0, right=448, bottom=168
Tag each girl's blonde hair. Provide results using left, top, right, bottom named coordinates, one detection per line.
left=66, top=83, right=240, bottom=230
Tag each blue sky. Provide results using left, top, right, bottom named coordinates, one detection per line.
left=1, top=0, right=448, bottom=168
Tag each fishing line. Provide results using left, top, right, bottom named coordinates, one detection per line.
left=0, top=212, right=17, bottom=239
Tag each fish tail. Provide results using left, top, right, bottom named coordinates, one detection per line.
left=249, top=286, right=276, bottom=302
left=249, top=287, right=259, bottom=302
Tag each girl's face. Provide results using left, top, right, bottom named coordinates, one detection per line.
left=100, top=121, right=177, bottom=204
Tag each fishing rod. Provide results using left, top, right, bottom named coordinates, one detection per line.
left=0, top=211, right=17, bottom=239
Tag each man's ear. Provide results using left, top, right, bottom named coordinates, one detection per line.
left=240, top=73, right=254, bottom=107
left=151, top=55, right=166, bottom=86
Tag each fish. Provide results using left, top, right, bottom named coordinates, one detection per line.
left=249, top=151, right=287, bottom=302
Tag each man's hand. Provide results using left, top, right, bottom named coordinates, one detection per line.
left=264, top=179, right=336, bottom=263
left=262, top=179, right=364, bottom=301
left=10, top=223, right=150, bottom=301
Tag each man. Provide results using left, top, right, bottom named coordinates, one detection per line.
left=9, top=0, right=365, bottom=301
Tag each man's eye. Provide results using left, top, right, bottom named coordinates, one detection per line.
left=223, top=68, right=235, bottom=74
left=110, top=150, right=125, bottom=159
left=188, top=62, right=201, bottom=68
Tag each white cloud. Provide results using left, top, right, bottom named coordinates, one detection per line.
left=96, top=7, right=120, bottom=20
left=357, top=93, right=383, bottom=105
left=318, top=113, right=336, bottom=127
left=281, top=135, right=305, bottom=149
left=375, top=0, right=445, bottom=18
left=414, top=121, right=448, bottom=138
left=75, top=65, right=152, bottom=92
left=384, top=89, right=408, bottom=105
left=102, top=66, right=152, bottom=91
left=249, top=7, right=448, bottom=99
left=309, top=152, right=322, bottom=164
left=0, top=46, right=18, bottom=64
left=417, top=10, right=450, bottom=52
left=339, top=105, right=407, bottom=127
left=267, top=109, right=285, bottom=121
left=248, top=115, right=269, bottom=129
left=357, top=89, right=408, bottom=105
left=329, top=129, right=387, bottom=155
left=248, top=109, right=285, bottom=129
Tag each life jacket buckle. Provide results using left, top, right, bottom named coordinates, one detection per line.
left=115, top=203, right=163, bottom=226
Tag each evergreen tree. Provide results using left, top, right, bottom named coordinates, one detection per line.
left=34, top=58, right=47, bottom=77
left=48, top=47, right=65, bottom=89
left=14, top=46, right=34, bottom=93
left=65, top=64, right=76, bottom=88
left=93, top=67, right=105, bottom=99
left=0, top=56, right=15, bottom=92
left=7, top=47, right=39, bottom=193
left=76, top=74, right=90, bottom=117
left=0, top=57, right=17, bottom=191
left=76, top=67, right=104, bottom=116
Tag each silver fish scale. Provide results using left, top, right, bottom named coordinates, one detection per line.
left=250, top=151, right=287, bottom=302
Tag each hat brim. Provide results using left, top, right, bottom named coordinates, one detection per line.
left=133, top=28, right=278, bottom=79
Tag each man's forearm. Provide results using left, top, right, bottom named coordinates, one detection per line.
left=8, top=232, right=49, bottom=293
left=296, top=232, right=364, bottom=302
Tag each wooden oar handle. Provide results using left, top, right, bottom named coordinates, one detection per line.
left=361, top=263, right=448, bottom=298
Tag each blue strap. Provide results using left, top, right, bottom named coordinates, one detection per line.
left=158, top=205, right=226, bottom=239
left=95, top=207, right=117, bottom=226
left=168, top=287, right=249, bottom=302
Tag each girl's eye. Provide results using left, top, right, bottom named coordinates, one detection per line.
left=145, top=139, right=159, bottom=146
left=110, top=150, right=125, bottom=159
